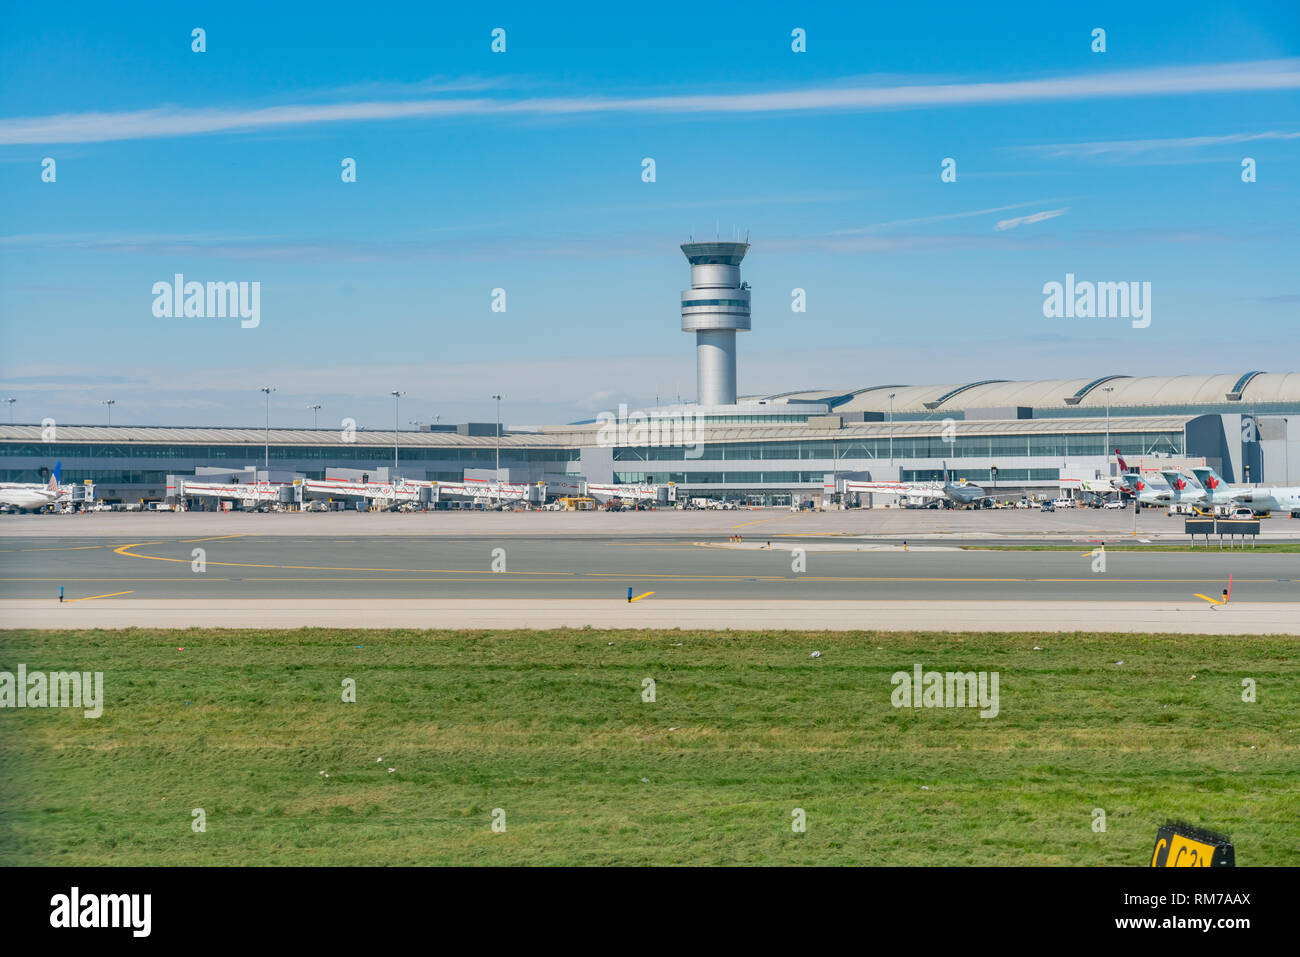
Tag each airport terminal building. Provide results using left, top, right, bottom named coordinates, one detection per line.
left=2, top=242, right=1297, bottom=505
left=3, top=371, right=1296, bottom=507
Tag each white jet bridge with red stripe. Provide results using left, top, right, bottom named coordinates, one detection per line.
left=300, top=476, right=423, bottom=505
left=839, top=478, right=947, bottom=501
left=169, top=479, right=290, bottom=506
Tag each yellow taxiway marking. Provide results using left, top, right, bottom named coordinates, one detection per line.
left=730, top=512, right=800, bottom=530
left=113, top=542, right=577, bottom=576
left=602, top=542, right=695, bottom=549
left=58, top=575, right=1298, bottom=584
left=1195, top=573, right=1233, bottom=606
left=770, top=532, right=855, bottom=538
left=105, top=544, right=1295, bottom=586
left=64, top=590, right=134, bottom=602
left=629, top=591, right=655, bottom=602
left=180, top=534, right=248, bottom=543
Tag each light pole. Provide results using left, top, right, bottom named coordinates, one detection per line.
left=492, top=394, right=503, bottom=506
left=1102, top=386, right=1114, bottom=476
left=259, top=387, right=275, bottom=471
left=832, top=438, right=839, bottom=509
left=101, top=399, right=115, bottom=426
left=888, top=392, right=896, bottom=465
left=390, top=391, right=405, bottom=474
left=5, top=398, right=15, bottom=423
left=308, top=403, right=322, bottom=429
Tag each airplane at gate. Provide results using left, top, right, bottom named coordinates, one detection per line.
left=1158, top=470, right=1206, bottom=505
left=844, top=463, right=990, bottom=507
left=1191, top=466, right=1300, bottom=515
left=0, top=463, right=66, bottom=510
left=1120, top=472, right=1171, bottom=506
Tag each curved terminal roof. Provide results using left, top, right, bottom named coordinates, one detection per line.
left=748, top=372, right=1300, bottom=415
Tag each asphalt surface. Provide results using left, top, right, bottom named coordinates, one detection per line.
left=8, top=505, right=1299, bottom=540
left=2, top=533, right=1295, bottom=602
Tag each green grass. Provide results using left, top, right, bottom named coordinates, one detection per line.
left=1, top=628, right=1297, bottom=866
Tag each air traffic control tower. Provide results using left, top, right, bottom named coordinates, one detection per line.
left=680, top=241, right=751, bottom=406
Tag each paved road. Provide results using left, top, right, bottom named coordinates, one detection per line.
left=7, top=506, right=1298, bottom=540
left=2, top=534, right=1294, bottom=602
left=6, top=598, right=1296, bottom=634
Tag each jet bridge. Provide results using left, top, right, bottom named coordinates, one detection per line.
left=170, top=478, right=294, bottom=508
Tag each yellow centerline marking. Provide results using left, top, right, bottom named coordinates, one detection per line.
left=629, top=591, right=655, bottom=602
left=1194, top=593, right=1225, bottom=605
left=12, top=575, right=1291, bottom=584
left=180, top=534, right=248, bottom=543
left=102, top=542, right=1296, bottom=587
left=64, top=590, right=134, bottom=602
left=602, top=542, right=696, bottom=549
left=731, top=512, right=800, bottom=530
left=772, top=532, right=851, bottom=537
left=112, top=542, right=574, bottom=575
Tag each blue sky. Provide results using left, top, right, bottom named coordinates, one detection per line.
left=1, top=0, right=1297, bottom=428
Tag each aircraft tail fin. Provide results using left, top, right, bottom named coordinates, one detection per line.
left=1114, top=449, right=1131, bottom=472
left=1191, top=466, right=1226, bottom=492
left=48, top=462, right=61, bottom=492
left=1160, top=470, right=1189, bottom=492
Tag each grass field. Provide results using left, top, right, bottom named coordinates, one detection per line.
left=1, top=628, right=1297, bottom=866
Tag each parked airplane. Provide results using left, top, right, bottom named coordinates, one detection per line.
left=941, top=470, right=992, bottom=506
left=0, top=463, right=65, bottom=510
left=1114, top=450, right=1136, bottom=482
left=1106, top=450, right=1138, bottom=497
left=1163, top=466, right=1238, bottom=509
left=1191, top=466, right=1300, bottom=515
left=1158, top=470, right=1207, bottom=505
left=1120, top=472, right=1171, bottom=507
left=844, top=463, right=990, bottom=507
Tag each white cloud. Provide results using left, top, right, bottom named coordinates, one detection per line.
left=1020, top=130, right=1300, bottom=158
left=994, top=208, right=1069, bottom=231
left=831, top=199, right=1074, bottom=235
left=3, top=60, right=1297, bottom=145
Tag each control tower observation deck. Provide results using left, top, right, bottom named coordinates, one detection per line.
left=680, top=241, right=751, bottom=406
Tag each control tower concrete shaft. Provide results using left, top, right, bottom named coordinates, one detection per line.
left=680, top=242, right=751, bottom=406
